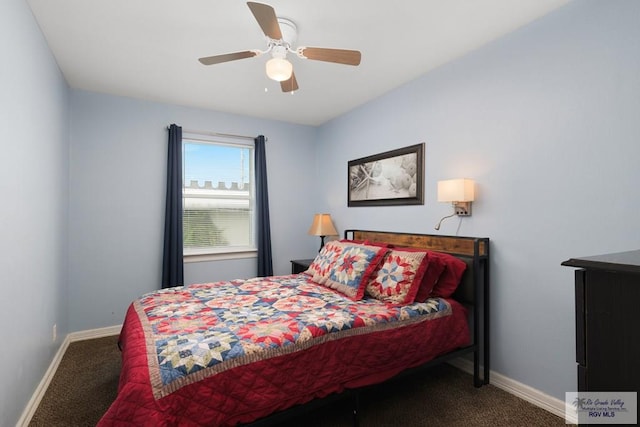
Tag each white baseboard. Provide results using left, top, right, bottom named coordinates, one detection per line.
left=16, top=325, right=122, bottom=427
left=448, top=358, right=577, bottom=424
left=68, top=324, right=122, bottom=342
left=16, top=335, right=71, bottom=427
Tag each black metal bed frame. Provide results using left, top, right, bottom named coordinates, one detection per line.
left=247, top=230, right=490, bottom=426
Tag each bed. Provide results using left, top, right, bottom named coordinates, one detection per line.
left=98, top=230, right=490, bottom=426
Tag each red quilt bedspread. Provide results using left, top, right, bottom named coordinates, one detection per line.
left=98, top=274, right=469, bottom=426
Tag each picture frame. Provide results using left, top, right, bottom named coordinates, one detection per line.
left=348, top=143, right=424, bottom=207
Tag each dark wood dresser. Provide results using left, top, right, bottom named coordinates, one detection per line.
left=562, top=250, right=640, bottom=392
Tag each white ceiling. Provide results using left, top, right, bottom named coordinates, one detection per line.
left=27, top=0, right=570, bottom=126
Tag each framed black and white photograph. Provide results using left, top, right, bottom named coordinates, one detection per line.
left=348, top=143, right=424, bottom=207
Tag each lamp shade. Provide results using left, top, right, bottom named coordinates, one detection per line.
left=308, top=214, right=338, bottom=237
left=437, top=179, right=475, bottom=202
left=265, top=57, right=293, bottom=82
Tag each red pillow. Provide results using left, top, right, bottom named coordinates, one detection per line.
left=415, top=252, right=446, bottom=301
left=428, top=252, right=467, bottom=298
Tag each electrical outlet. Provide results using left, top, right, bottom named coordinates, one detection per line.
left=52, top=324, right=57, bottom=342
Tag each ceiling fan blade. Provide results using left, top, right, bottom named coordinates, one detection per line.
left=280, top=71, right=299, bottom=92
left=198, top=51, right=258, bottom=66
left=298, top=47, right=361, bottom=66
left=247, top=2, right=282, bottom=40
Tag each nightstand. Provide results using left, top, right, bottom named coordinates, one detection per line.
left=291, top=258, right=314, bottom=274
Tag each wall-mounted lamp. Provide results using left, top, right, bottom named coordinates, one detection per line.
left=435, top=178, right=475, bottom=230
left=308, top=213, right=338, bottom=251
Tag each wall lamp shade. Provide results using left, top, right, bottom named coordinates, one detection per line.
left=265, top=57, right=293, bottom=82
left=435, top=179, right=475, bottom=230
left=437, top=178, right=475, bottom=204
left=308, top=213, right=338, bottom=251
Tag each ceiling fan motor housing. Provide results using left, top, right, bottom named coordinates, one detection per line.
left=275, top=18, right=297, bottom=49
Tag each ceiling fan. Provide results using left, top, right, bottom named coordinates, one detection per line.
left=198, top=1, right=362, bottom=93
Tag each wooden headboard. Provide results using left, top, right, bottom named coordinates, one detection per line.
left=344, top=229, right=490, bottom=386
left=346, top=229, right=488, bottom=256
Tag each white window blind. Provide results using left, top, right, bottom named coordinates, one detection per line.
left=182, top=138, right=255, bottom=255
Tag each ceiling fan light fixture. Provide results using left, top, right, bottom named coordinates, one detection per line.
left=265, top=57, right=293, bottom=82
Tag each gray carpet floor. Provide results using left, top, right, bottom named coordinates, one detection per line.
left=29, top=335, right=568, bottom=426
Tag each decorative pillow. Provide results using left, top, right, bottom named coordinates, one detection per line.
left=306, top=240, right=387, bottom=300
left=366, top=249, right=430, bottom=304
left=428, top=251, right=468, bottom=298
left=414, top=252, right=446, bottom=302
left=306, top=241, right=345, bottom=278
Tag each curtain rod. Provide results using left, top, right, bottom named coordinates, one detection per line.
left=168, top=126, right=264, bottom=142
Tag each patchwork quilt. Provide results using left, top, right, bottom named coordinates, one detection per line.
left=98, top=274, right=470, bottom=426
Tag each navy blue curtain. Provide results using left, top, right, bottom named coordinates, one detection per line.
left=255, top=135, right=273, bottom=276
left=162, top=124, right=184, bottom=288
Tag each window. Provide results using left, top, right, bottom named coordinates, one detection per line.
left=182, top=139, right=255, bottom=256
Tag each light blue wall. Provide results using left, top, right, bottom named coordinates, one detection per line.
left=0, top=1, right=70, bottom=425
left=6, top=0, right=640, bottom=424
left=317, top=0, right=640, bottom=400
left=68, top=90, right=319, bottom=331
